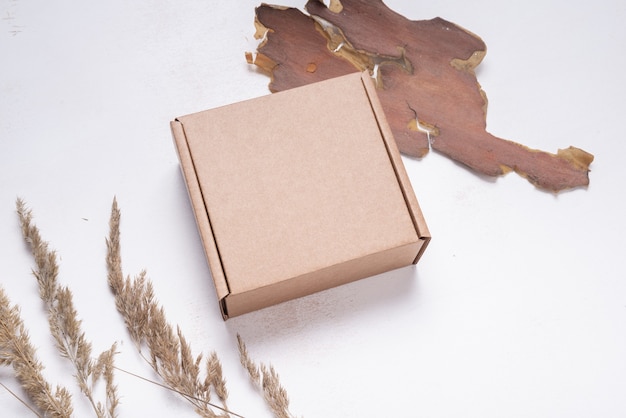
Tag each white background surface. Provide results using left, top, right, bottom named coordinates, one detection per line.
left=1, top=1, right=625, bottom=417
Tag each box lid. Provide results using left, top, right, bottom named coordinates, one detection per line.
left=172, top=72, right=430, bottom=318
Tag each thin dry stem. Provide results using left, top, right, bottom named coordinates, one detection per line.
left=113, top=367, right=243, bottom=418
left=0, top=381, right=43, bottom=417
left=0, top=286, right=74, bottom=418
left=16, top=198, right=119, bottom=418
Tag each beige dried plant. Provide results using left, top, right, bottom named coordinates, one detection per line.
left=15, top=198, right=119, bottom=418
left=2, top=198, right=298, bottom=418
left=0, top=286, right=74, bottom=417
left=105, top=198, right=233, bottom=418
left=237, top=335, right=295, bottom=418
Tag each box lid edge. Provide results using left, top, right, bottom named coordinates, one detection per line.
left=359, top=72, right=432, bottom=246
left=171, top=120, right=231, bottom=318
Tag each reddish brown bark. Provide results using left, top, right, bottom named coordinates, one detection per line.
left=247, top=0, right=593, bottom=192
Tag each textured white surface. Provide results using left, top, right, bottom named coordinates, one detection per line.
left=1, top=1, right=625, bottom=417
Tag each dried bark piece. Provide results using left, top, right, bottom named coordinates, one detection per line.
left=247, top=0, right=593, bottom=192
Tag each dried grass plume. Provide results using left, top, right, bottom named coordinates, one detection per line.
left=0, top=286, right=74, bottom=417
left=237, top=335, right=296, bottom=418
left=2, top=197, right=299, bottom=418
left=106, top=198, right=232, bottom=418
left=15, top=198, right=119, bottom=418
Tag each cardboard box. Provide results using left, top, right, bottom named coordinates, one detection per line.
left=171, top=72, right=430, bottom=319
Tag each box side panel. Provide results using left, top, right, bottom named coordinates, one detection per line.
left=170, top=120, right=230, bottom=314
left=223, top=240, right=420, bottom=318
left=359, top=72, right=431, bottom=263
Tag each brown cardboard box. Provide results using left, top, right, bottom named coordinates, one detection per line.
left=171, top=72, right=430, bottom=319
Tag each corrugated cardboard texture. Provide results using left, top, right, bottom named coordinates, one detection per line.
left=172, top=72, right=430, bottom=318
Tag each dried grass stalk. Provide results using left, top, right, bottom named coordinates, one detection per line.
left=5, top=197, right=298, bottom=417
left=105, top=198, right=233, bottom=418
left=0, top=286, right=74, bottom=418
left=16, top=198, right=119, bottom=418
left=237, top=335, right=295, bottom=418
